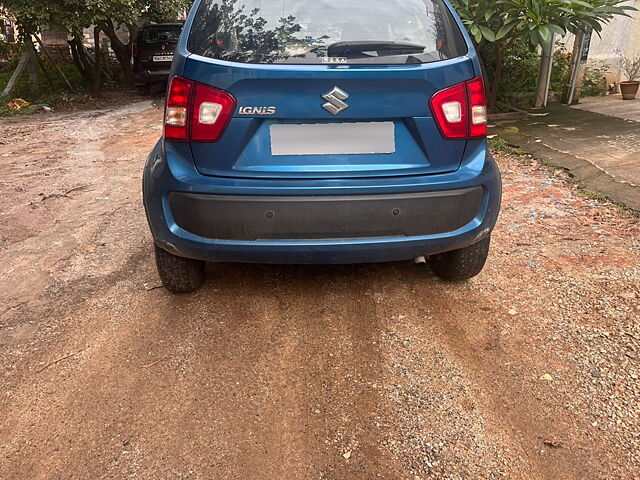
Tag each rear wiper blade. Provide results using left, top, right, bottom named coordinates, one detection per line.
left=327, top=41, right=426, bottom=57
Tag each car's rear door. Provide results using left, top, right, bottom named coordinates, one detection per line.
left=139, top=24, right=183, bottom=71
left=181, top=0, right=476, bottom=180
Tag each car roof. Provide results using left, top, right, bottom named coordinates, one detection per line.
left=140, top=22, right=184, bottom=29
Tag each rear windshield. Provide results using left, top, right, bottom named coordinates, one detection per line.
left=188, top=0, right=467, bottom=65
left=140, top=25, right=183, bottom=44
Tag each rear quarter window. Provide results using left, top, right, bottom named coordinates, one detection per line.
left=187, top=0, right=467, bottom=65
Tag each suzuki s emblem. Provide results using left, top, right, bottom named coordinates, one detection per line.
left=322, top=86, right=349, bottom=115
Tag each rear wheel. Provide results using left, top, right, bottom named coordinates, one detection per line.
left=154, top=245, right=205, bottom=294
left=430, top=236, right=491, bottom=281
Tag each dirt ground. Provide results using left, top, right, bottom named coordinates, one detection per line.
left=1, top=102, right=639, bottom=480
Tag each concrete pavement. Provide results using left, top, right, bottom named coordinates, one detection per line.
left=493, top=98, right=640, bottom=211
left=572, top=95, right=640, bottom=122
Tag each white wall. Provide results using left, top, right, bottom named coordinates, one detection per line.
left=562, top=0, right=640, bottom=82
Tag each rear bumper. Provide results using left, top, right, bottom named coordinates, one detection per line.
left=169, top=188, right=483, bottom=241
left=143, top=140, right=502, bottom=264
left=134, top=68, right=171, bottom=85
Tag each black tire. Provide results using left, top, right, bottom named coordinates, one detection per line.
left=154, top=245, right=206, bottom=294
left=136, top=84, right=151, bottom=96
left=430, top=236, right=491, bottom=281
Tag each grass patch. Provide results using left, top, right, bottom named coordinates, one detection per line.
left=489, top=136, right=527, bottom=156
left=0, top=60, right=86, bottom=117
left=577, top=188, right=638, bottom=218
left=578, top=188, right=609, bottom=202
left=491, top=136, right=639, bottom=219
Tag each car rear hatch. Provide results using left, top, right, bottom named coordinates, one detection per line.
left=179, top=0, right=477, bottom=180
left=138, top=24, right=182, bottom=70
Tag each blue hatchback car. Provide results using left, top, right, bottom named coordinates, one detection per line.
left=143, top=0, right=502, bottom=293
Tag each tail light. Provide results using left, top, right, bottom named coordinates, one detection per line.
left=164, top=76, right=236, bottom=142
left=190, top=83, right=236, bottom=141
left=467, top=77, right=488, bottom=138
left=132, top=43, right=139, bottom=58
left=430, top=76, right=488, bottom=139
left=165, top=76, right=192, bottom=141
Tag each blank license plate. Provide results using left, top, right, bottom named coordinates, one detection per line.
left=153, top=55, right=173, bottom=62
left=270, top=122, right=396, bottom=156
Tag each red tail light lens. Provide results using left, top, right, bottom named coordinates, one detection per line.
left=164, top=76, right=236, bottom=143
left=430, top=82, right=468, bottom=139
left=467, top=77, right=488, bottom=138
left=430, top=76, right=488, bottom=140
left=191, top=84, right=236, bottom=142
left=165, top=76, right=192, bottom=141
left=132, top=43, right=139, bottom=58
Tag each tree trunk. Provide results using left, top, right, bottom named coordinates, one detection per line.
left=34, top=34, right=75, bottom=92
left=70, top=36, right=95, bottom=83
left=34, top=46, right=55, bottom=92
left=2, top=50, right=30, bottom=98
left=68, top=37, right=93, bottom=85
left=92, top=27, right=102, bottom=97
left=24, top=36, right=40, bottom=95
left=564, top=32, right=586, bottom=105
left=534, top=36, right=555, bottom=108
left=100, top=20, right=134, bottom=85
left=68, top=33, right=102, bottom=96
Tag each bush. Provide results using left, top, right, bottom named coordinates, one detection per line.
left=581, top=61, right=610, bottom=97
left=0, top=40, right=23, bottom=62
left=0, top=58, right=86, bottom=116
left=480, top=39, right=571, bottom=111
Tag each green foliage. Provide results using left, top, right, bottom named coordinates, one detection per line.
left=451, top=0, right=635, bottom=110
left=489, top=136, right=528, bottom=155
left=88, top=0, right=191, bottom=27
left=549, top=50, right=571, bottom=93
left=488, top=136, right=512, bottom=152
left=2, top=0, right=88, bottom=35
left=0, top=40, right=22, bottom=62
left=453, top=0, right=635, bottom=49
left=1, top=0, right=191, bottom=96
left=479, top=39, right=570, bottom=109
left=581, top=61, right=609, bottom=96
left=2, top=0, right=190, bottom=34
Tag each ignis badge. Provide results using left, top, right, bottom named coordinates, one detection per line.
left=239, top=106, right=277, bottom=115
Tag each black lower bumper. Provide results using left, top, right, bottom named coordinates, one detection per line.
left=134, top=69, right=171, bottom=85
left=168, top=187, right=484, bottom=241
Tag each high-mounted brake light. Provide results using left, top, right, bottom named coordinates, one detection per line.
left=164, top=76, right=236, bottom=142
left=430, top=77, right=488, bottom=139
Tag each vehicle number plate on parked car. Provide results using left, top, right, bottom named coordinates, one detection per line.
left=153, top=55, right=173, bottom=62
left=270, top=122, right=396, bottom=156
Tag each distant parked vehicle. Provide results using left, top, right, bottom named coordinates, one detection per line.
left=132, top=23, right=184, bottom=94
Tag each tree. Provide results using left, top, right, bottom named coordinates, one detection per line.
left=92, top=0, right=192, bottom=85
left=2, top=0, right=192, bottom=95
left=452, top=0, right=636, bottom=111
left=2, top=0, right=106, bottom=96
